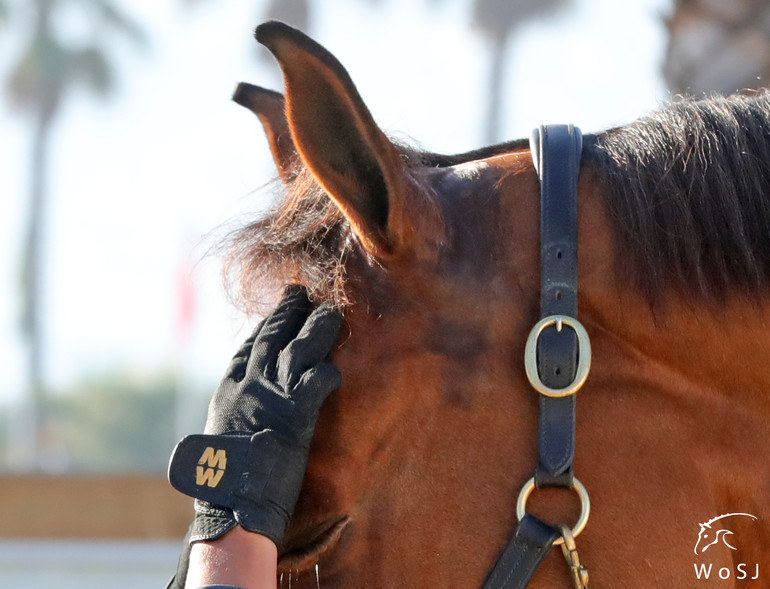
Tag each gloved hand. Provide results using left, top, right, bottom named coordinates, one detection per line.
left=166, top=286, right=342, bottom=587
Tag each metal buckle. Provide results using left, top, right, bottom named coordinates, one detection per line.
left=515, top=476, right=591, bottom=546
left=524, top=315, right=591, bottom=398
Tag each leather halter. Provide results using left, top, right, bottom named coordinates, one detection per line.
left=482, top=125, right=589, bottom=588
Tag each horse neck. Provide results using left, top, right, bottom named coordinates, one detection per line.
left=588, top=293, right=770, bottom=406
left=578, top=184, right=770, bottom=532
left=576, top=173, right=770, bottom=417
left=569, top=177, right=770, bottom=575
left=594, top=290, right=770, bottom=510
left=584, top=277, right=770, bottom=418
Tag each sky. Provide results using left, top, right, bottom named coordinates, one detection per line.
left=0, top=0, right=671, bottom=411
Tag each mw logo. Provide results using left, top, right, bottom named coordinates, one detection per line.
left=196, top=447, right=227, bottom=488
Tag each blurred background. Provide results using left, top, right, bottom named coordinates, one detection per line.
left=1, top=0, right=767, bottom=585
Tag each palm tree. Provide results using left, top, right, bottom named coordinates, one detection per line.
left=472, top=0, right=567, bottom=143
left=5, top=0, right=145, bottom=469
left=664, top=0, right=770, bottom=95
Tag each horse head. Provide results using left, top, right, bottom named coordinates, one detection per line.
left=227, top=20, right=770, bottom=588
left=232, top=22, right=568, bottom=585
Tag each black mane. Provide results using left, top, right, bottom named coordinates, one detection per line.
left=226, top=92, right=770, bottom=312
left=585, top=91, right=770, bottom=301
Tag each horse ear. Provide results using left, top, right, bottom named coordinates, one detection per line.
left=255, top=20, right=411, bottom=258
left=232, top=83, right=297, bottom=183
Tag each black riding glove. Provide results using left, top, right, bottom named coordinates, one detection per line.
left=168, top=285, right=342, bottom=547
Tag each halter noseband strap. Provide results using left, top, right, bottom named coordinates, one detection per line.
left=482, top=124, right=589, bottom=589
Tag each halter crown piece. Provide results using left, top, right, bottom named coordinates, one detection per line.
left=482, top=125, right=591, bottom=589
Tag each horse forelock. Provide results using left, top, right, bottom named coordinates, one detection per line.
left=585, top=91, right=770, bottom=303
left=223, top=142, right=442, bottom=314
left=222, top=164, right=353, bottom=313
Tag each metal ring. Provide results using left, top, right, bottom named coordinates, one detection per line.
left=515, top=477, right=590, bottom=545
left=524, top=315, right=591, bottom=398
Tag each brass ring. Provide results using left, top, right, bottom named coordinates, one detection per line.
left=524, top=315, right=591, bottom=398
left=515, top=477, right=590, bottom=545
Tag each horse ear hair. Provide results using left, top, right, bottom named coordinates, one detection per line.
left=232, top=83, right=298, bottom=183
left=255, top=20, right=411, bottom=259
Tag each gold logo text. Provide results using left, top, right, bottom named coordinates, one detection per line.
left=196, top=447, right=227, bottom=488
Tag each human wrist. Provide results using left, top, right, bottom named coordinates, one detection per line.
left=186, top=526, right=277, bottom=589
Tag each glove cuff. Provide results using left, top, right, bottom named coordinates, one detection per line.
left=168, top=432, right=308, bottom=544
left=189, top=502, right=237, bottom=543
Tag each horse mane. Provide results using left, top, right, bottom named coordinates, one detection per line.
left=419, top=138, right=530, bottom=167
left=223, top=163, right=350, bottom=312
left=585, top=91, right=770, bottom=302
left=225, top=92, right=770, bottom=313
left=223, top=144, right=436, bottom=312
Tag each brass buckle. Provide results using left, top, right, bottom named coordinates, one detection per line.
left=524, top=315, right=591, bottom=398
left=515, top=477, right=591, bottom=546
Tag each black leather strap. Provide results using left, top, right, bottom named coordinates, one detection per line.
left=530, top=124, right=583, bottom=488
left=480, top=126, right=583, bottom=589
left=481, top=515, right=561, bottom=589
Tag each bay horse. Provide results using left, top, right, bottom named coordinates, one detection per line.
left=226, top=21, right=770, bottom=588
